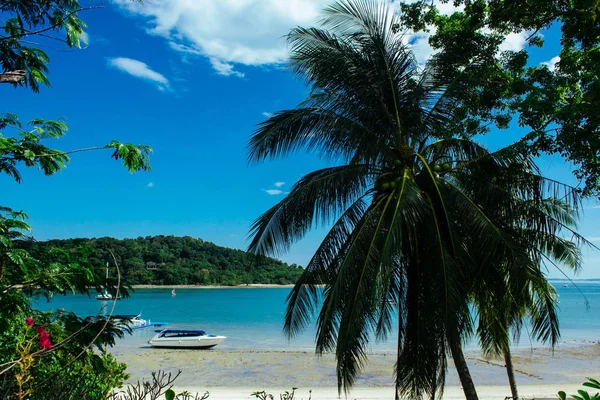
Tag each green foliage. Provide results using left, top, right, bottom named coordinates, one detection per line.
left=558, top=378, right=600, bottom=400
left=107, top=141, right=152, bottom=173
left=21, top=235, right=303, bottom=286
left=0, top=0, right=90, bottom=91
left=165, top=389, right=176, bottom=400
left=0, top=114, right=152, bottom=183
left=397, top=0, right=600, bottom=196
left=251, top=388, right=306, bottom=400
left=1, top=1, right=152, bottom=397
left=0, top=114, right=69, bottom=182
left=0, top=208, right=115, bottom=318
left=0, top=309, right=129, bottom=399
left=108, top=370, right=210, bottom=400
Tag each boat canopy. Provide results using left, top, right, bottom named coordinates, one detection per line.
left=111, top=314, right=140, bottom=320
left=154, top=329, right=206, bottom=335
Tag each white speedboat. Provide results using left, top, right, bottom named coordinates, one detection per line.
left=148, top=330, right=226, bottom=349
left=112, top=314, right=150, bottom=330
left=101, top=314, right=168, bottom=332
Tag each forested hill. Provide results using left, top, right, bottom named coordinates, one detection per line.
left=23, top=236, right=303, bottom=286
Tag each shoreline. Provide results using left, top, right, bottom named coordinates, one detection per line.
left=131, top=284, right=296, bottom=289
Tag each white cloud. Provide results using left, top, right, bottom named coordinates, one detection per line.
left=107, top=57, right=170, bottom=90
left=498, top=31, right=530, bottom=52
left=112, top=0, right=528, bottom=77
left=274, top=181, right=285, bottom=187
left=147, top=182, right=154, bottom=188
left=586, top=237, right=600, bottom=242
left=209, top=57, right=244, bottom=78
left=112, top=0, right=333, bottom=75
left=541, top=55, right=561, bottom=70
left=264, top=189, right=283, bottom=195
left=404, top=31, right=437, bottom=66
left=262, top=112, right=273, bottom=118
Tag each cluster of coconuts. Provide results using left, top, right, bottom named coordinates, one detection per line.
left=376, top=173, right=402, bottom=192
left=379, top=179, right=399, bottom=191
left=375, top=159, right=406, bottom=192
left=432, top=163, right=452, bottom=173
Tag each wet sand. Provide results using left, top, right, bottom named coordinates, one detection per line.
left=111, top=341, right=600, bottom=399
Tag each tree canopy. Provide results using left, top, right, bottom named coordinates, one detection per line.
left=397, top=0, right=600, bottom=196
left=22, top=235, right=303, bottom=287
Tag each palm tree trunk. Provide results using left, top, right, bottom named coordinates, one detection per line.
left=395, top=305, right=402, bottom=400
left=449, top=338, right=479, bottom=400
left=504, top=347, right=519, bottom=400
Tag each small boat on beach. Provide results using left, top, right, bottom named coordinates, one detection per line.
left=148, top=329, right=226, bottom=349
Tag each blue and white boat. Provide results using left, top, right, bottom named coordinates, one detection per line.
left=148, top=329, right=226, bottom=348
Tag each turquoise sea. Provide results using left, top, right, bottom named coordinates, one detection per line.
left=35, top=280, right=600, bottom=353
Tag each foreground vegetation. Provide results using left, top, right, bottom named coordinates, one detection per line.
left=1, top=1, right=150, bottom=398
left=22, top=236, right=303, bottom=286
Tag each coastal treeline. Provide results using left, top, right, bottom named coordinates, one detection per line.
left=22, top=236, right=303, bottom=286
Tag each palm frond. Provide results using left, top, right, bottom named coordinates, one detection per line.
left=247, top=107, right=369, bottom=163
left=284, top=197, right=368, bottom=340
left=248, top=164, right=371, bottom=257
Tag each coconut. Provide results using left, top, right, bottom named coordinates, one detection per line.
left=441, top=163, right=451, bottom=171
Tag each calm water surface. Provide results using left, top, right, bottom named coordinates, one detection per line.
left=35, top=280, right=600, bottom=353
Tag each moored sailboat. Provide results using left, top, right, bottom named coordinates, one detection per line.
left=96, top=262, right=120, bottom=301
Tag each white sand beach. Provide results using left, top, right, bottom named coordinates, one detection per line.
left=112, top=341, right=600, bottom=399
left=172, top=384, right=587, bottom=400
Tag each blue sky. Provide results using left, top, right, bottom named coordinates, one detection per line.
left=3, top=0, right=599, bottom=278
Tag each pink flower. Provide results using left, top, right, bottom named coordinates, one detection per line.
left=40, top=337, right=52, bottom=350
left=36, top=326, right=46, bottom=335
left=39, top=331, right=49, bottom=341
left=25, top=317, right=35, bottom=327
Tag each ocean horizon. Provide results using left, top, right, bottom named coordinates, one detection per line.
left=35, top=279, right=600, bottom=354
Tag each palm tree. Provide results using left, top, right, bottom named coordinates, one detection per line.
left=247, top=1, right=584, bottom=399
left=469, top=194, right=585, bottom=400
left=473, top=255, right=559, bottom=400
